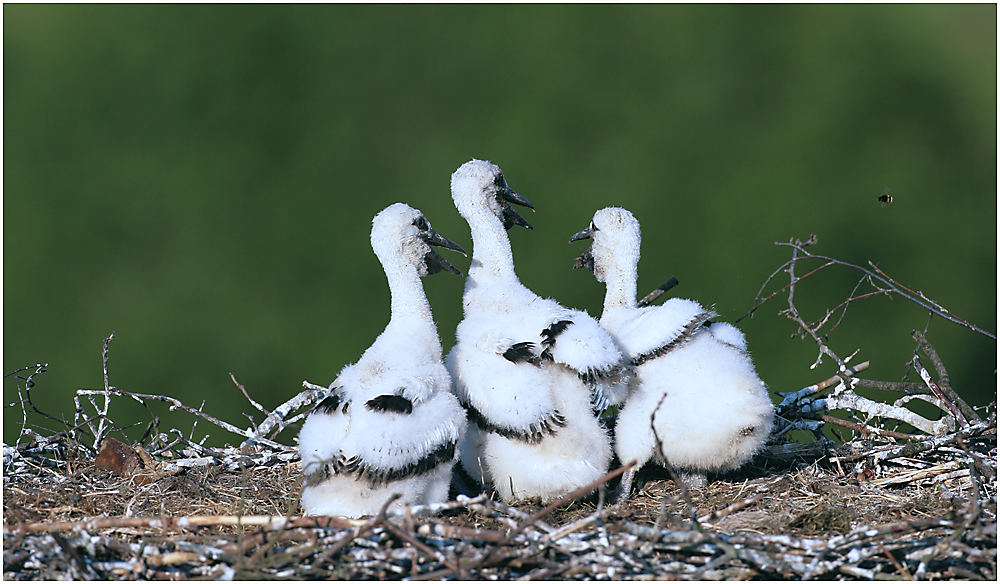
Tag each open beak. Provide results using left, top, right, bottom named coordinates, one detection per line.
left=569, top=225, right=596, bottom=273
left=499, top=187, right=535, bottom=231
left=422, top=229, right=466, bottom=256
left=420, top=227, right=467, bottom=276
left=569, top=226, right=594, bottom=243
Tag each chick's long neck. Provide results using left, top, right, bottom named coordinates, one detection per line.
left=384, top=261, right=441, bottom=355
left=465, top=210, right=524, bottom=301
left=602, top=261, right=639, bottom=313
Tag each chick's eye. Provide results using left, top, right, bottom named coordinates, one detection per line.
left=493, top=172, right=506, bottom=188
left=413, top=216, right=429, bottom=231
left=591, top=222, right=599, bottom=232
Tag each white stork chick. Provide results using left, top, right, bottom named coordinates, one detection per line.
left=570, top=207, right=774, bottom=502
left=298, top=203, right=468, bottom=517
left=446, top=159, right=630, bottom=503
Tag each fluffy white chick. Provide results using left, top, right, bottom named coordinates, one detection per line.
left=570, top=207, right=774, bottom=502
left=298, top=203, right=468, bottom=517
left=446, top=159, right=631, bottom=503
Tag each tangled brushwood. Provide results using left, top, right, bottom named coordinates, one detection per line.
left=3, top=235, right=996, bottom=580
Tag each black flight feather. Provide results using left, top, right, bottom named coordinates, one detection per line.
left=502, top=341, right=538, bottom=364
left=541, top=319, right=573, bottom=347
left=365, top=394, right=414, bottom=414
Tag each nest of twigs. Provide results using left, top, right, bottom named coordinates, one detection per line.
left=3, top=422, right=996, bottom=580
left=4, top=235, right=997, bottom=580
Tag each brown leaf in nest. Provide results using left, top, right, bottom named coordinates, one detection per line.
left=94, top=437, right=141, bottom=477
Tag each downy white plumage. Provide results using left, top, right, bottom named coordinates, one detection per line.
left=446, top=159, right=630, bottom=503
left=570, top=207, right=774, bottom=502
left=298, top=203, right=468, bottom=517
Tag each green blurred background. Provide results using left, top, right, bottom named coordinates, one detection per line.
left=4, top=4, right=996, bottom=447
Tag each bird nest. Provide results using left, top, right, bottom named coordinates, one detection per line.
left=3, top=424, right=996, bottom=580
left=4, top=235, right=997, bottom=579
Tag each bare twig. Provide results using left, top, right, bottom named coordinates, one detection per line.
left=911, top=330, right=980, bottom=424
left=637, top=276, right=679, bottom=307
left=74, top=388, right=293, bottom=452
left=911, top=354, right=963, bottom=430
left=242, top=381, right=329, bottom=446
left=783, top=237, right=850, bottom=371
left=773, top=240, right=996, bottom=340
left=777, top=360, right=870, bottom=410
left=820, top=415, right=924, bottom=441
left=230, top=372, right=270, bottom=418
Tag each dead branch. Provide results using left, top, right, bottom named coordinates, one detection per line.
left=777, top=360, right=870, bottom=410
left=912, top=330, right=980, bottom=424
left=229, top=372, right=269, bottom=419
left=74, top=388, right=292, bottom=452
left=768, top=238, right=996, bottom=340
left=820, top=415, right=924, bottom=441
left=240, top=381, right=329, bottom=446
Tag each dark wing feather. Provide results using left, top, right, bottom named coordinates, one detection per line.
left=632, top=311, right=714, bottom=367
left=304, top=441, right=457, bottom=488
left=315, top=387, right=348, bottom=415
left=462, top=401, right=566, bottom=444
left=502, top=341, right=539, bottom=364
left=365, top=394, right=414, bottom=414
left=344, top=441, right=456, bottom=486
left=541, top=319, right=573, bottom=347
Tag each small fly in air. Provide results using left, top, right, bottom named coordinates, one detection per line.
left=878, top=188, right=894, bottom=206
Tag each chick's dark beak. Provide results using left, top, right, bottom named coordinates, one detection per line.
left=498, top=186, right=535, bottom=231
left=501, top=187, right=535, bottom=211
left=569, top=226, right=594, bottom=243
left=420, top=227, right=466, bottom=276
left=422, top=229, right=467, bottom=256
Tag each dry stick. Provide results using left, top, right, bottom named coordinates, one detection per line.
left=10, top=386, right=29, bottom=451
left=784, top=238, right=849, bottom=371
left=854, top=378, right=929, bottom=395
left=649, top=393, right=705, bottom=533
left=820, top=415, right=924, bottom=441
left=816, top=245, right=995, bottom=340
left=94, top=332, right=116, bottom=450
left=743, top=259, right=836, bottom=324
left=697, top=493, right=765, bottom=524
left=378, top=517, right=460, bottom=574
left=878, top=541, right=913, bottom=580
left=911, top=330, right=980, bottom=424
left=825, top=387, right=951, bottom=437
left=542, top=506, right=607, bottom=542
left=777, top=360, right=871, bottom=410
left=309, top=501, right=395, bottom=570
left=746, top=237, right=996, bottom=340
left=245, top=381, right=329, bottom=444
left=15, top=363, right=83, bottom=448
left=416, top=522, right=506, bottom=544
left=807, top=275, right=890, bottom=335
left=911, top=353, right=964, bottom=431
left=637, top=276, right=679, bottom=307
left=230, top=372, right=270, bottom=418
left=736, top=235, right=834, bottom=323
left=831, top=415, right=996, bottom=464
left=8, top=513, right=369, bottom=535
left=74, top=388, right=292, bottom=452
left=489, top=500, right=556, bottom=533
